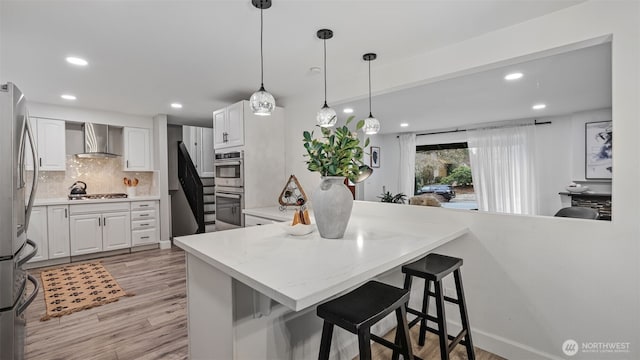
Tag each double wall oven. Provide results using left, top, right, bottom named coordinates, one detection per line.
left=214, top=151, right=244, bottom=230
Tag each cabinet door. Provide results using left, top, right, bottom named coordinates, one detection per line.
left=47, top=205, right=70, bottom=259
left=213, top=108, right=226, bottom=149
left=124, top=127, right=152, bottom=171
left=103, top=211, right=131, bottom=251
left=226, top=101, right=244, bottom=147
left=36, top=118, right=66, bottom=171
left=27, top=207, right=48, bottom=263
left=70, top=214, right=102, bottom=255
left=199, top=127, right=215, bottom=177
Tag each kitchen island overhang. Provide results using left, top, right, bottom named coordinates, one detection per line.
left=175, top=201, right=469, bottom=359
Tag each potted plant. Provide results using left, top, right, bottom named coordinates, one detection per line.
left=303, top=116, right=369, bottom=238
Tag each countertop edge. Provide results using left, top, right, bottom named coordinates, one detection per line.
left=34, top=195, right=161, bottom=206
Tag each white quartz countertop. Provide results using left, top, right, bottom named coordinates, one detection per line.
left=33, top=195, right=161, bottom=206
left=243, top=206, right=313, bottom=222
left=176, top=205, right=469, bottom=312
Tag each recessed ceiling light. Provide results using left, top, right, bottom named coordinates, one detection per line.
left=60, top=94, right=76, bottom=100
left=343, top=108, right=354, bottom=114
left=532, top=103, right=546, bottom=110
left=171, top=103, right=183, bottom=109
left=66, top=57, right=88, bottom=66
left=504, top=72, right=523, bottom=80
left=400, top=123, right=409, bottom=127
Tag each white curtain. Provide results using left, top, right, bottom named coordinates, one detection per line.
left=398, top=133, right=416, bottom=197
left=467, top=125, right=538, bottom=215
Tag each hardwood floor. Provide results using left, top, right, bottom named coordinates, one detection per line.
left=25, top=247, right=188, bottom=360
left=24, top=247, right=504, bottom=360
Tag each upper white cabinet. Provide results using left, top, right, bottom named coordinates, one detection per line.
left=213, top=101, right=244, bottom=149
left=123, top=127, right=152, bottom=171
left=35, top=118, right=66, bottom=171
left=183, top=126, right=214, bottom=177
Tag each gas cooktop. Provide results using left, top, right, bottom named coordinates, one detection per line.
left=68, top=193, right=128, bottom=200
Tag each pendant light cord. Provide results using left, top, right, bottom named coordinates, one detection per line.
left=323, top=38, right=327, bottom=105
left=260, top=7, right=264, bottom=88
left=368, top=60, right=372, bottom=117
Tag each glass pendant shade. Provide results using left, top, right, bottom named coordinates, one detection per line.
left=316, top=103, right=337, bottom=127
left=250, top=86, right=275, bottom=116
left=363, top=115, right=381, bottom=135
left=354, top=165, right=373, bottom=183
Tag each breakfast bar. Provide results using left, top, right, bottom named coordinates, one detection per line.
left=174, top=202, right=469, bottom=360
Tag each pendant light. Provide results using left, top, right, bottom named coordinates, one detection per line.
left=316, top=29, right=337, bottom=127
left=362, top=53, right=380, bottom=135
left=249, top=0, right=275, bottom=116
left=354, top=164, right=373, bottom=183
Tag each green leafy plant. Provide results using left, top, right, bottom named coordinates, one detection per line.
left=442, top=165, right=473, bottom=186
left=303, top=116, right=369, bottom=182
left=378, top=191, right=407, bottom=204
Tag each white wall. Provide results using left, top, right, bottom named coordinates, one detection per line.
left=281, top=2, right=639, bottom=359
left=362, top=133, right=401, bottom=201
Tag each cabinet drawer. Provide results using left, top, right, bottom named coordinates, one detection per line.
left=131, top=209, right=156, bottom=221
left=70, top=202, right=130, bottom=215
left=132, top=228, right=157, bottom=246
left=132, top=219, right=156, bottom=230
left=131, top=201, right=157, bottom=211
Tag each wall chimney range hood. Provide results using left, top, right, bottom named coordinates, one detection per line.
left=75, top=123, right=121, bottom=158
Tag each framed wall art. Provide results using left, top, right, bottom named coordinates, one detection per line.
left=370, top=146, right=380, bottom=168
left=585, top=120, right=612, bottom=180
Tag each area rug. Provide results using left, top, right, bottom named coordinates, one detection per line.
left=40, top=262, right=133, bottom=321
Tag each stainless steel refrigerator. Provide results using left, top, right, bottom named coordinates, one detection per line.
left=0, top=82, right=40, bottom=359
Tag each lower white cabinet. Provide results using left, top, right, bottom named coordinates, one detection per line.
left=70, top=202, right=132, bottom=256
left=47, top=205, right=70, bottom=259
left=130, top=201, right=159, bottom=246
left=27, top=206, right=48, bottom=262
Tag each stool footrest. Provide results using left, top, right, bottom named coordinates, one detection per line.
left=424, top=326, right=469, bottom=347
left=370, top=334, right=403, bottom=353
left=447, top=329, right=468, bottom=353
left=425, top=291, right=460, bottom=305
left=406, top=307, right=438, bottom=325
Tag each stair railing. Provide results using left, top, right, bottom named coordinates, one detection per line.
left=177, top=141, right=205, bottom=233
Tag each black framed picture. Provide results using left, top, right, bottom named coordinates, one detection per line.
left=585, top=120, right=612, bottom=179
left=370, top=146, right=380, bottom=168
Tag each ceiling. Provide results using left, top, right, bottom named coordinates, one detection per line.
left=339, top=42, right=612, bottom=134
left=0, top=1, right=583, bottom=127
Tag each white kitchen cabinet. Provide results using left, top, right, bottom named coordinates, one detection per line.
left=47, top=205, right=70, bottom=259
left=36, top=118, right=66, bottom=171
left=69, top=202, right=132, bottom=255
left=130, top=201, right=159, bottom=246
left=213, top=101, right=244, bottom=149
left=27, top=206, right=48, bottom=262
left=70, top=214, right=102, bottom=255
left=123, top=127, right=152, bottom=171
left=103, top=212, right=131, bottom=251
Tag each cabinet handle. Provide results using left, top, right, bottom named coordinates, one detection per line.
left=104, top=217, right=106, bottom=226
left=64, top=208, right=67, bottom=218
left=140, top=223, right=149, bottom=226
left=98, top=217, right=101, bottom=226
left=39, top=158, right=42, bottom=167
left=126, top=160, right=129, bottom=168
left=140, top=204, right=149, bottom=207
left=141, top=236, right=150, bottom=239
left=139, top=214, right=149, bottom=217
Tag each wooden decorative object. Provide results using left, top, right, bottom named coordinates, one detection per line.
left=278, top=175, right=308, bottom=208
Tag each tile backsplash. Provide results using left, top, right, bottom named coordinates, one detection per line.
left=27, top=156, right=157, bottom=199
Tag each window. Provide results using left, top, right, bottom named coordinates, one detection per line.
left=415, top=142, right=477, bottom=210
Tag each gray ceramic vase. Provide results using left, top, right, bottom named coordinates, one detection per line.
left=312, top=176, right=354, bottom=239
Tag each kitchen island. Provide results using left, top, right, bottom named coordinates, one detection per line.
left=175, top=201, right=469, bottom=360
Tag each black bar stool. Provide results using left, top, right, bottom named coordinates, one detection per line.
left=317, top=280, right=414, bottom=360
left=393, top=253, right=475, bottom=360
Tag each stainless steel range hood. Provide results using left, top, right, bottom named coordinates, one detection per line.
left=75, top=123, right=121, bottom=158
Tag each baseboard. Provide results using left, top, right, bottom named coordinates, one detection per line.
left=447, top=319, right=564, bottom=360
left=132, top=243, right=160, bottom=252
left=24, top=257, right=70, bottom=270
left=159, top=239, right=172, bottom=249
